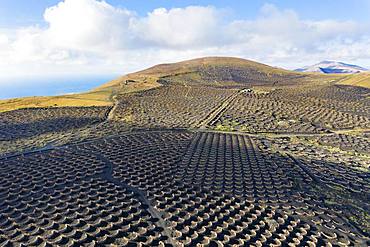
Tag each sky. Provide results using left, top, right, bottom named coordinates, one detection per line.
left=0, top=0, right=370, bottom=97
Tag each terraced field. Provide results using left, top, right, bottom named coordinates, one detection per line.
left=112, top=85, right=235, bottom=128
left=0, top=57, right=369, bottom=246
left=212, top=85, right=370, bottom=133
left=0, top=106, right=111, bottom=141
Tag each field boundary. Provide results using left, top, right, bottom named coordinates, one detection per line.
left=196, top=89, right=242, bottom=128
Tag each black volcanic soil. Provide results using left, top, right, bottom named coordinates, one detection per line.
left=0, top=58, right=369, bottom=246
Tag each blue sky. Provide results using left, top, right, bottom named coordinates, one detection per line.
left=0, top=0, right=369, bottom=98
left=1, top=0, right=369, bottom=28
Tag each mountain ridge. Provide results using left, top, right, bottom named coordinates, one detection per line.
left=296, top=61, right=368, bottom=74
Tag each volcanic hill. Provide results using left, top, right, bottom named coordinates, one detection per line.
left=0, top=57, right=369, bottom=246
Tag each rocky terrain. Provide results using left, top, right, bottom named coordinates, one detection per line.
left=0, top=57, right=369, bottom=246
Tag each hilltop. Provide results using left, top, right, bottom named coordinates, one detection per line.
left=124, top=56, right=321, bottom=87
left=0, top=57, right=358, bottom=113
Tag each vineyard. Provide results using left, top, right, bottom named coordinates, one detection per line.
left=0, top=57, right=369, bottom=246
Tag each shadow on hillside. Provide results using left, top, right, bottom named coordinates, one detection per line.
left=0, top=117, right=103, bottom=141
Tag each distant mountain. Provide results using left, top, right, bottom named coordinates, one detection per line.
left=296, top=61, right=368, bottom=74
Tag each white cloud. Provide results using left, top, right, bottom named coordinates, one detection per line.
left=134, top=6, right=225, bottom=48
left=0, top=33, right=9, bottom=46
left=0, top=0, right=370, bottom=83
left=44, top=0, right=135, bottom=51
left=0, top=33, right=11, bottom=64
left=226, top=4, right=369, bottom=66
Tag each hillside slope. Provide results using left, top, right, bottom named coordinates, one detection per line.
left=336, top=72, right=370, bottom=88
left=0, top=90, right=112, bottom=113
left=1, top=57, right=339, bottom=112
left=129, top=57, right=326, bottom=87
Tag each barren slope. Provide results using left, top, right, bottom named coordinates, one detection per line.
left=132, top=56, right=333, bottom=87
left=336, top=72, right=370, bottom=89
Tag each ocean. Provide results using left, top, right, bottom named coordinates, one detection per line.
left=0, top=75, right=118, bottom=99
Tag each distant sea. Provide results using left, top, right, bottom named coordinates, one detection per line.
left=0, top=75, right=119, bottom=100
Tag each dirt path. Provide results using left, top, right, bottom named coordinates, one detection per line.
left=190, top=128, right=370, bottom=139
left=2, top=126, right=368, bottom=161
left=183, top=82, right=191, bottom=98
left=93, top=152, right=177, bottom=246
left=107, top=95, right=119, bottom=121
left=333, top=128, right=370, bottom=135
left=0, top=133, right=178, bottom=245
left=196, top=90, right=242, bottom=128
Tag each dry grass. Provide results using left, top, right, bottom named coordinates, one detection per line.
left=0, top=74, right=161, bottom=113
left=135, top=56, right=303, bottom=77
left=117, top=76, right=161, bottom=95
left=336, top=72, right=370, bottom=88
left=0, top=93, right=112, bottom=113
